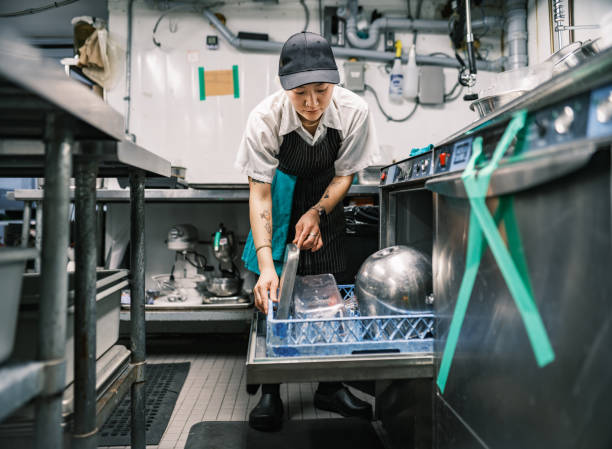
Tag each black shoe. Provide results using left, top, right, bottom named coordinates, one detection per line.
left=248, top=393, right=284, bottom=431
left=314, top=386, right=373, bottom=420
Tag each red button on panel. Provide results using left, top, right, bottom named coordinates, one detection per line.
left=439, top=153, right=448, bottom=167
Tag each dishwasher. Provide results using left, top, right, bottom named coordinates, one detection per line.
left=246, top=149, right=443, bottom=449
left=425, top=48, right=612, bottom=448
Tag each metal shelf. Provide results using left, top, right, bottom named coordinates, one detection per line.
left=0, top=29, right=169, bottom=448
left=10, top=185, right=379, bottom=203
left=0, top=362, right=45, bottom=423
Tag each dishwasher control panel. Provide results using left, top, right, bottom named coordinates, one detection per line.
left=380, top=152, right=433, bottom=186
left=381, top=82, right=612, bottom=187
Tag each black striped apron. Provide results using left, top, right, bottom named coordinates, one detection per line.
left=277, top=128, right=346, bottom=275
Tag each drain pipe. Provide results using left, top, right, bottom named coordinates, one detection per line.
left=124, top=0, right=135, bottom=142
left=203, top=9, right=502, bottom=71
left=339, top=8, right=501, bottom=50
left=505, top=0, right=528, bottom=70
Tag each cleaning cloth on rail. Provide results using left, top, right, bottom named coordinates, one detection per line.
left=436, top=110, right=556, bottom=393
left=409, top=143, right=433, bottom=157
left=242, top=169, right=297, bottom=276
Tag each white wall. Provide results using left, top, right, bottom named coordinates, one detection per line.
left=106, top=0, right=502, bottom=184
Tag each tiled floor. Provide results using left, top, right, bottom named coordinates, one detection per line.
left=100, top=341, right=371, bottom=449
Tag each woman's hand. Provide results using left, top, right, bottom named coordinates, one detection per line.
left=293, top=209, right=324, bottom=252
left=253, top=267, right=279, bottom=314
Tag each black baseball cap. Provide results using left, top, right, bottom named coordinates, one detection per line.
left=278, top=32, right=340, bottom=90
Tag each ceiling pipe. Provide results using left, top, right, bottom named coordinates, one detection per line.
left=202, top=9, right=503, bottom=71
left=338, top=6, right=502, bottom=50
left=505, top=0, right=528, bottom=70
left=339, top=0, right=502, bottom=50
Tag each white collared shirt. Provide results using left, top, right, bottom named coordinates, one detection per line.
left=235, top=85, right=380, bottom=183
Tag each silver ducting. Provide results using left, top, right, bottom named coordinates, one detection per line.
left=202, top=9, right=503, bottom=71
left=505, top=0, right=528, bottom=70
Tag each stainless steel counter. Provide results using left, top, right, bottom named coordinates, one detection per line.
left=9, top=185, right=379, bottom=202
left=0, top=29, right=170, bottom=178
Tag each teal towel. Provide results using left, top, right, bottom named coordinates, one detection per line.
left=409, top=144, right=433, bottom=157
left=242, top=169, right=297, bottom=276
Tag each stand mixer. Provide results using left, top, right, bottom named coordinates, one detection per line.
left=199, top=223, right=249, bottom=305
left=154, top=224, right=211, bottom=302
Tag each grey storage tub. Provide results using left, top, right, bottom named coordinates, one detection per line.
left=12, top=269, right=129, bottom=386
left=0, top=248, right=37, bottom=364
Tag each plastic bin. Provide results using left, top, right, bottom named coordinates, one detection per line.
left=266, top=285, right=435, bottom=357
left=0, top=248, right=37, bottom=364
left=12, top=269, right=128, bottom=386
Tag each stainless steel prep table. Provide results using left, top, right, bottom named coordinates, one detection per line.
left=7, top=186, right=379, bottom=333
left=0, top=30, right=170, bottom=449
left=9, top=185, right=379, bottom=202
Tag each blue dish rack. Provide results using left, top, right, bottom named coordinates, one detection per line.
left=266, top=285, right=435, bottom=357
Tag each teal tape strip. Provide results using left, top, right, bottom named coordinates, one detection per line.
left=437, top=110, right=555, bottom=393
left=198, top=67, right=205, bottom=101
left=232, top=65, right=239, bottom=98
left=436, top=210, right=484, bottom=392
left=213, top=231, right=221, bottom=251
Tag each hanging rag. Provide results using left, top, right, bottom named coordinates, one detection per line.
left=409, top=143, right=433, bottom=157
left=242, top=169, right=297, bottom=276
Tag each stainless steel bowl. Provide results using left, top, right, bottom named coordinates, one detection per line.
left=547, top=41, right=599, bottom=74
left=355, top=245, right=432, bottom=316
left=204, top=277, right=243, bottom=297
left=469, top=90, right=527, bottom=118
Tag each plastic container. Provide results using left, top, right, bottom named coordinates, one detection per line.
left=402, top=45, right=419, bottom=101
left=0, top=248, right=37, bottom=364
left=389, top=40, right=404, bottom=103
left=293, top=274, right=345, bottom=319
left=12, top=269, right=128, bottom=386
left=266, top=285, right=434, bottom=357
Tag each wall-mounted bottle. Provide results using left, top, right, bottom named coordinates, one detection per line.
left=389, top=40, right=404, bottom=103
left=403, top=45, right=419, bottom=101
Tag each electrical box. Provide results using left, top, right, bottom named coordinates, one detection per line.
left=384, top=30, right=395, bottom=52
left=206, top=35, right=219, bottom=50
left=419, top=66, right=445, bottom=104
left=343, top=61, right=365, bottom=92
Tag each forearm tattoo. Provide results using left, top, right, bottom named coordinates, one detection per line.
left=260, top=209, right=272, bottom=234
left=248, top=176, right=270, bottom=185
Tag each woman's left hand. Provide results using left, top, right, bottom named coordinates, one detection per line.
left=293, top=209, right=323, bottom=252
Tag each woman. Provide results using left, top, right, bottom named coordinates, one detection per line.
left=236, top=31, right=380, bottom=431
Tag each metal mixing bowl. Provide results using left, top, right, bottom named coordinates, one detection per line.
left=203, top=277, right=243, bottom=297
left=355, top=245, right=432, bottom=316
left=469, top=90, right=528, bottom=118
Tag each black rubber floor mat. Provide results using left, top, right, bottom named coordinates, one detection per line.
left=185, top=419, right=385, bottom=449
left=98, top=362, right=190, bottom=446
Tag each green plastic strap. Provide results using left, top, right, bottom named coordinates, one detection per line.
left=213, top=230, right=221, bottom=251
left=198, top=67, right=205, bottom=101
left=232, top=65, right=240, bottom=99
left=437, top=110, right=555, bottom=393
left=436, top=209, right=484, bottom=393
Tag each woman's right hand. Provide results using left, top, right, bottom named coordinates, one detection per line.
left=253, top=267, right=279, bottom=314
